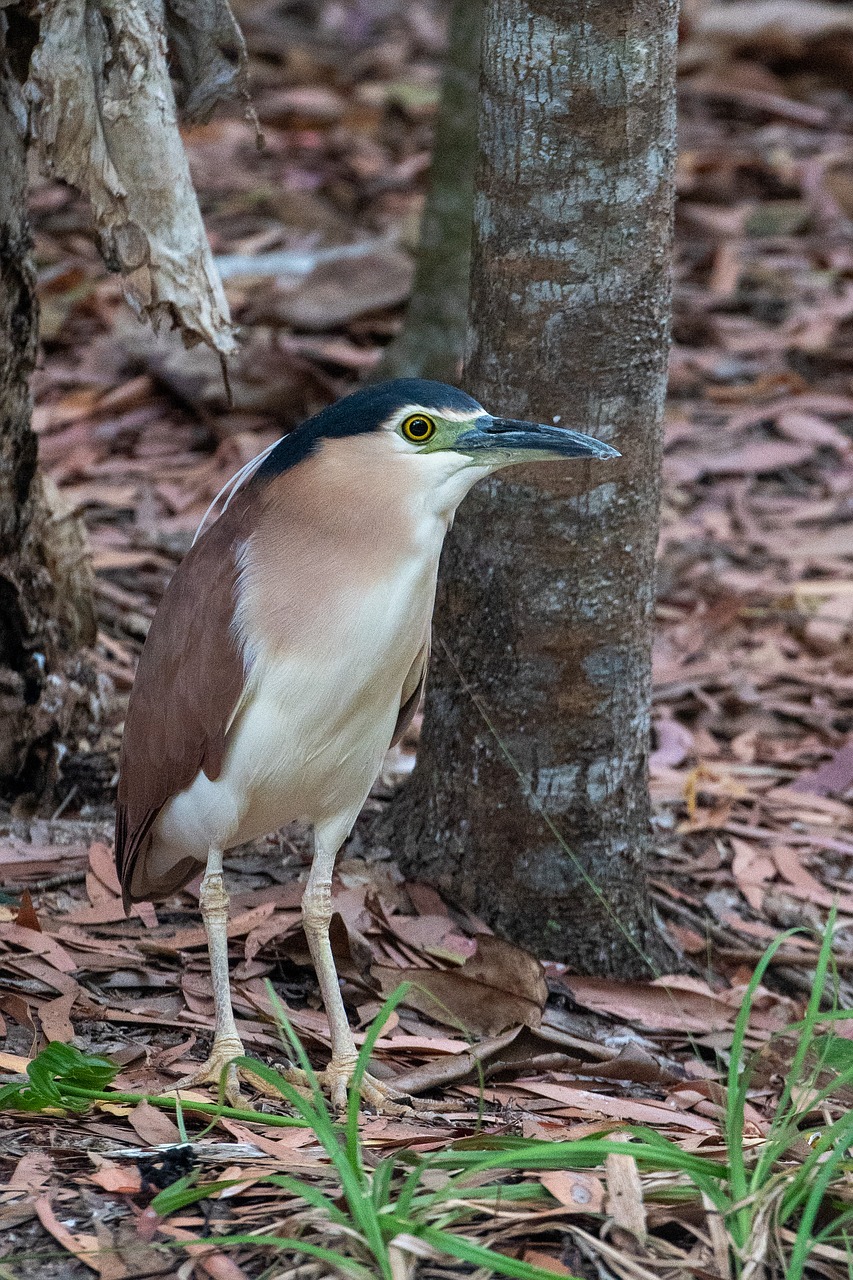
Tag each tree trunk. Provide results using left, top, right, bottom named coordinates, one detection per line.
left=0, top=36, right=95, bottom=800
left=376, top=0, right=481, bottom=383
left=383, top=0, right=678, bottom=977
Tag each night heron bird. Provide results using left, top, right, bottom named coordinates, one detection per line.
left=115, top=378, right=619, bottom=1107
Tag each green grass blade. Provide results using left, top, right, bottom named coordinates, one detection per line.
left=170, top=1233, right=375, bottom=1279
left=263, top=982, right=327, bottom=1097
left=151, top=1176, right=243, bottom=1215
left=787, top=1118, right=853, bottom=1280
left=370, top=1158, right=395, bottom=1212
left=262, top=1173, right=351, bottom=1226
left=390, top=1219, right=584, bottom=1279
left=406, top=1136, right=727, bottom=1180
left=232, top=1054, right=390, bottom=1278
left=19, top=1082, right=306, bottom=1127
left=778, top=909, right=837, bottom=1109
left=345, top=982, right=411, bottom=1172
left=725, top=928, right=801, bottom=1246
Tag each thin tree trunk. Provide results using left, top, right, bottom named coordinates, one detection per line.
left=383, top=0, right=678, bottom=977
left=376, top=0, right=481, bottom=383
left=0, top=37, right=94, bottom=799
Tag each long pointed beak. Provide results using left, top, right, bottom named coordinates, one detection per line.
left=454, top=417, right=620, bottom=461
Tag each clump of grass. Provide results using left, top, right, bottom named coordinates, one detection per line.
left=712, top=909, right=853, bottom=1279
left=151, top=982, right=729, bottom=1279
left=153, top=922, right=853, bottom=1280
left=5, top=924, right=853, bottom=1278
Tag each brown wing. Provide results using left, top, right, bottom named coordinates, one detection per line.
left=115, top=495, right=253, bottom=906
left=391, top=642, right=428, bottom=747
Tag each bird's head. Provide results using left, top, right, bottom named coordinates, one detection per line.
left=196, top=379, right=621, bottom=544
left=257, top=377, right=618, bottom=487
left=288, top=378, right=620, bottom=470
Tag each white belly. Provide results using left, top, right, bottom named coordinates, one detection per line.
left=151, top=548, right=437, bottom=865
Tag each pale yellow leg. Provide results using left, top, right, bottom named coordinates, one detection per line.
left=290, top=831, right=429, bottom=1114
left=171, top=848, right=245, bottom=1105
left=300, top=835, right=361, bottom=1110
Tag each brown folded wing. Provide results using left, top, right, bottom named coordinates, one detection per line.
left=115, top=495, right=252, bottom=906
left=392, top=642, right=428, bottom=747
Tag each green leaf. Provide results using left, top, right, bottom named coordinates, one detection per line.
left=0, top=1043, right=118, bottom=1114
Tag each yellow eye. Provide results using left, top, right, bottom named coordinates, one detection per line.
left=401, top=413, right=437, bottom=443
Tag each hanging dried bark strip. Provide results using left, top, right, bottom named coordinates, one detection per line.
left=26, top=0, right=242, bottom=352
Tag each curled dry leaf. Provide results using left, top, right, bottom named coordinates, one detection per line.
left=376, top=934, right=547, bottom=1036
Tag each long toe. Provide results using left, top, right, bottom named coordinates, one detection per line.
left=281, top=1064, right=434, bottom=1117
left=169, top=1036, right=247, bottom=1106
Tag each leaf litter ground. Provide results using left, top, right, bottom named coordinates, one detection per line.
left=4, top=1, right=853, bottom=1276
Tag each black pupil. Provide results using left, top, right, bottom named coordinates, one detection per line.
left=409, top=418, right=431, bottom=438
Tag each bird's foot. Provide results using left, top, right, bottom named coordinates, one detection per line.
left=281, top=1060, right=443, bottom=1118
left=169, top=1036, right=276, bottom=1107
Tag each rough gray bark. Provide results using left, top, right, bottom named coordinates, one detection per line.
left=386, top=0, right=678, bottom=976
left=0, top=42, right=95, bottom=798
left=377, top=0, right=481, bottom=382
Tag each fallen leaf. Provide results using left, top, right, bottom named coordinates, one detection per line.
left=523, top=1252, right=576, bottom=1275
left=35, top=1196, right=100, bottom=1273
left=540, top=1169, right=605, bottom=1214
left=250, top=248, right=414, bottom=330
left=376, top=935, right=547, bottom=1035
left=89, top=1160, right=143, bottom=1195
left=128, top=1099, right=182, bottom=1146
left=790, top=741, right=853, bottom=796
left=605, top=1132, right=647, bottom=1242
left=14, top=890, right=42, bottom=932
left=9, top=1150, right=54, bottom=1191
left=560, top=974, right=735, bottom=1033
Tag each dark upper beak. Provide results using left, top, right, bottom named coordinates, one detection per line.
left=454, top=417, right=620, bottom=460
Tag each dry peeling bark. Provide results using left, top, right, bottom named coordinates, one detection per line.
left=386, top=0, right=679, bottom=977
left=0, top=0, right=247, bottom=798
left=26, top=0, right=246, bottom=351
left=0, top=47, right=95, bottom=798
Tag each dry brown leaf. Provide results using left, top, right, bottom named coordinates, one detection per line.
left=14, top=890, right=42, bottom=932
left=8, top=1150, right=55, bottom=1191
left=605, top=1132, right=647, bottom=1243
left=523, top=1253, right=576, bottom=1276
left=560, top=974, right=735, bottom=1033
left=40, top=991, right=77, bottom=1043
left=35, top=1196, right=100, bottom=1273
left=127, top=1099, right=182, bottom=1146
left=376, top=935, right=546, bottom=1035
left=791, top=741, right=853, bottom=797
left=665, top=439, right=816, bottom=484
left=250, top=248, right=414, bottom=330
left=540, top=1169, right=605, bottom=1214
left=88, top=1160, right=143, bottom=1195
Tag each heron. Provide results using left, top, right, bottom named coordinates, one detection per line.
left=115, top=378, right=619, bottom=1107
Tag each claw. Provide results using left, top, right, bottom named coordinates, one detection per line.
left=169, top=1037, right=278, bottom=1107
left=280, top=1063, right=445, bottom=1118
